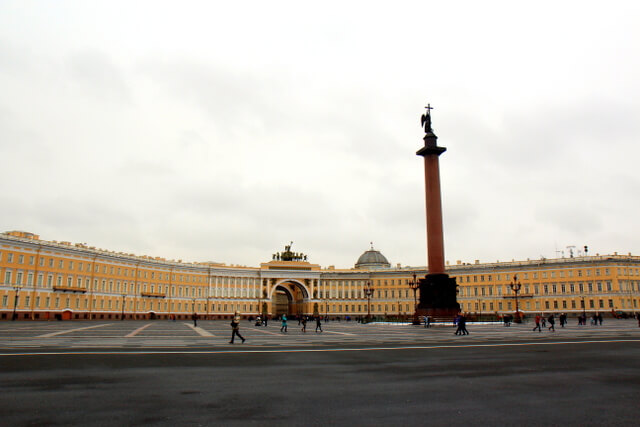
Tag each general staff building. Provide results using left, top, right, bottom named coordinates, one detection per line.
left=1, top=231, right=639, bottom=321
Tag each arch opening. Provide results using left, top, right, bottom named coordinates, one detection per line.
left=271, top=281, right=309, bottom=317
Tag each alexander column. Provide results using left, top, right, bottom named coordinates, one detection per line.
left=415, top=105, right=460, bottom=319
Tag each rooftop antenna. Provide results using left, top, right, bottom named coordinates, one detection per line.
left=567, top=245, right=576, bottom=258
left=555, top=243, right=562, bottom=259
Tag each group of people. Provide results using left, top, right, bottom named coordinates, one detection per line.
left=533, top=313, right=555, bottom=332
left=279, top=314, right=323, bottom=333
left=454, top=314, right=469, bottom=335
left=228, top=311, right=640, bottom=344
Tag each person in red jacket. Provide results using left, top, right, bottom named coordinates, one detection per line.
left=533, top=314, right=542, bottom=332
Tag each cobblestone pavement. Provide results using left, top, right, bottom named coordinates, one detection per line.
left=0, top=319, right=638, bottom=352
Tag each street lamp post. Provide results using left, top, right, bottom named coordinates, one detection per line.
left=408, top=273, right=421, bottom=324
left=121, top=294, right=126, bottom=320
left=12, top=285, right=21, bottom=321
left=509, top=274, right=522, bottom=323
left=364, top=281, right=375, bottom=323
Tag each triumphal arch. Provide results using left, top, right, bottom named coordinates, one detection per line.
left=260, top=243, right=321, bottom=317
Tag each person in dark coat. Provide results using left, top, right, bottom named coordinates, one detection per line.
left=455, top=314, right=468, bottom=335
left=315, top=316, right=323, bottom=333
left=229, top=312, right=245, bottom=344
left=548, top=314, right=555, bottom=332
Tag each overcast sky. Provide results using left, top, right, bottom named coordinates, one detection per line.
left=1, top=1, right=639, bottom=269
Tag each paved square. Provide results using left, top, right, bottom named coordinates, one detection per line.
left=1, top=320, right=639, bottom=426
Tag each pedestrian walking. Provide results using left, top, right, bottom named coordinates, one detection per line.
left=533, top=314, right=542, bottom=332
left=454, top=314, right=468, bottom=335
left=459, top=315, right=469, bottom=335
left=263, top=315, right=268, bottom=327
left=424, top=315, right=431, bottom=328
left=548, top=314, right=555, bottom=332
left=315, top=316, right=323, bottom=332
left=229, top=312, right=245, bottom=344
left=280, top=314, right=288, bottom=333
left=192, top=312, right=198, bottom=327
left=301, top=316, right=307, bottom=333
left=541, top=316, right=546, bottom=328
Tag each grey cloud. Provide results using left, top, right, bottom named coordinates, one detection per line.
left=67, top=50, right=131, bottom=104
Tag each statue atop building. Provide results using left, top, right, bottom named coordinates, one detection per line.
left=277, top=242, right=308, bottom=262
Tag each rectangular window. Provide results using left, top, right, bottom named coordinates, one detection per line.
left=18, top=254, right=24, bottom=264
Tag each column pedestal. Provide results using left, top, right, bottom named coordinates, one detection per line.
left=416, top=273, right=460, bottom=320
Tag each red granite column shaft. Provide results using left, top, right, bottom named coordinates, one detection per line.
left=423, top=155, right=445, bottom=275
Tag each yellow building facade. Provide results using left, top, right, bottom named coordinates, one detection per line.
left=1, top=231, right=639, bottom=320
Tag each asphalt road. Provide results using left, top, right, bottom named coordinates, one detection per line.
left=1, top=320, right=639, bottom=426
